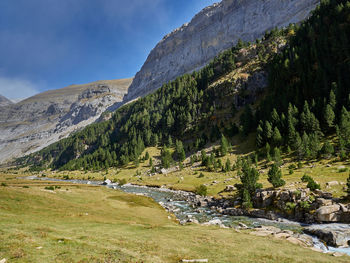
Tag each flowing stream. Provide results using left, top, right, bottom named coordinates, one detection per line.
left=24, top=176, right=350, bottom=256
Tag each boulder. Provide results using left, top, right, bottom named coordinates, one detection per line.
left=316, top=205, right=340, bottom=222
left=326, top=181, right=339, bottom=187
left=304, top=224, right=350, bottom=247
left=224, top=185, right=236, bottom=192
left=316, top=198, right=333, bottom=207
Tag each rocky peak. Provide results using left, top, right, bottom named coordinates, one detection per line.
left=0, top=78, right=132, bottom=164
left=124, top=0, right=319, bottom=103
left=0, top=94, right=13, bottom=107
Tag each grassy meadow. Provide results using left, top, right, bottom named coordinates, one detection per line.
left=0, top=173, right=348, bottom=262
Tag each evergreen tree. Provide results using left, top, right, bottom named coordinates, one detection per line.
left=256, top=124, right=264, bottom=148
left=324, top=104, right=335, bottom=131
left=225, top=158, right=231, bottom=172
left=272, top=127, right=282, bottom=146
left=220, top=134, right=229, bottom=156
left=268, top=164, right=285, bottom=188
left=264, top=121, right=273, bottom=140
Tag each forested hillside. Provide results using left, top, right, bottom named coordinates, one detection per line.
left=20, top=0, right=349, bottom=173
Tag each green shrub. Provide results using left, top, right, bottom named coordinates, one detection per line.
left=198, top=172, right=205, bottom=178
left=299, top=201, right=310, bottom=210
left=338, top=167, right=348, bottom=173
left=285, top=202, right=296, bottom=211
left=1, top=182, right=7, bottom=187
left=45, top=186, right=55, bottom=190
left=195, top=184, right=207, bottom=196
left=63, top=175, right=70, bottom=180
left=22, top=186, right=29, bottom=188
left=118, top=179, right=127, bottom=186
left=288, top=164, right=296, bottom=170
left=301, top=174, right=320, bottom=191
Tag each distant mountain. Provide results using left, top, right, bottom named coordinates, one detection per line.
left=124, top=0, right=319, bottom=103
left=0, top=78, right=132, bottom=164
left=0, top=94, right=13, bottom=107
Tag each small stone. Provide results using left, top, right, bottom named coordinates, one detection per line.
left=0, top=259, right=6, bottom=263
left=332, top=252, right=346, bottom=257
left=36, top=246, right=43, bottom=250
left=274, top=232, right=291, bottom=239
left=286, top=236, right=305, bottom=246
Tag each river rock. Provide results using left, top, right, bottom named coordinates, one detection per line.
left=316, top=198, right=333, bottom=207
left=316, top=205, right=340, bottom=222
left=304, top=224, right=350, bottom=247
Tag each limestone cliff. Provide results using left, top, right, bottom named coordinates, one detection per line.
left=124, top=0, right=319, bottom=102
left=0, top=79, right=131, bottom=164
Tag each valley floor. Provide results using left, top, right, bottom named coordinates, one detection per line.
left=0, top=173, right=347, bottom=262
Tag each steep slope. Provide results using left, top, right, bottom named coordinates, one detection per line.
left=0, top=94, right=13, bottom=107
left=124, top=0, right=319, bottom=102
left=0, top=78, right=131, bottom=164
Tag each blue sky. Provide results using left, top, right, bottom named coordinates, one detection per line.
left=0, top=0, right=218, bottom=101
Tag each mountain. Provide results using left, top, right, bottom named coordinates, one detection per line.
left=0, top=94, right=13, bottom=107
left=19, top=0, right=350, bottom=174
left=0, top=78, right=131, bottom=164
left=124, top=0, right=319, bottom=102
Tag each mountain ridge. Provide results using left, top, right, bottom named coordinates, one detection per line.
left=124, top=0, right=319, bottom=103
left=0, top=78, right=132, bottom=164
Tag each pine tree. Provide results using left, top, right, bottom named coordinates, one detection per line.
left=324, top=104, right=335, bottom=131
left=264, top=121, right=273, bottom=141
left=220, top=134, right=229, bottom=156
left=225, top=158, right=231, bottom=172
left=268, top=164, right=285, bottom=188
left=149, top=158, right=153, bottom=167
left=256, top=124, right=264, bottom=148
left=272, top=127, right=282, bottom=146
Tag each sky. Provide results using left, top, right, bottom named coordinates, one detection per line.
left=0, top=0, right=218, bottom=101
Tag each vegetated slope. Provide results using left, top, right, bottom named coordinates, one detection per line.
left=0, top=94, right=13, bottom=107
left=125, top=0, right=319, bottom=102
left=20, top=0, right=349, bottom=173
left=0, top=78, right=131, bottom=164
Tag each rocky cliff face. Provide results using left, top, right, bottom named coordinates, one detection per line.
left=124, top=0, right=319, bottom=102
left=0, top=94, right=13, bottom=107
left=0, top=78, right=131, bottom=164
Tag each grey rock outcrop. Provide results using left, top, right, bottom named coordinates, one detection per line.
left=0, top=79, right=132, bottom=164
left=304, top=224, right=350, bottom=247
left=124, top=0, right=319, bottom=102
left=0, top=94, right=13, bottom=107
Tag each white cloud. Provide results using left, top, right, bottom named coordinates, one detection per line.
left=0, top=76, right=41, bottom=101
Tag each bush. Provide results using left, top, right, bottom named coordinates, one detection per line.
left=1, top=182, right=7, bottom=187
left=307, top=180, right=320, bottom=191
left=301, top=174, right=320, bottom=191
left=198, top=172, right=205, bottom=178
left=45, top=186, right=55, bottom=190
left=338, top=167, right=348, bottom=173
left=195, top=184, right=207, bottom=196
left=118, top=179, right=127, bottom=186
left=285, top=202, right=296, bottom=211
left=299, top=201, right=310, bottom=210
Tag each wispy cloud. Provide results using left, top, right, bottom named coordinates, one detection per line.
left=0, top=76, right=41, bottom=101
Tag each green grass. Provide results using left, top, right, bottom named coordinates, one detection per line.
left=0, top=173, right=347, bottom=262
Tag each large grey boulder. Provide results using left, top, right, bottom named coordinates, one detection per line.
left=124, top=0, right=319, bottom=103
left=316, top=205, right=341, bottom=222
left=304, top=224, right=350, bottom=247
